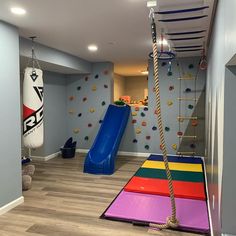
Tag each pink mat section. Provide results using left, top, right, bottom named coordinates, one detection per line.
left=104, top=190, right=209, bottom=233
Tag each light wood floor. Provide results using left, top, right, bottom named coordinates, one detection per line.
left=0, top=154, right=203, bottom=236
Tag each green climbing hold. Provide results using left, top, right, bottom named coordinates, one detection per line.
left=167, top=71, right=173, bottom=76
left=114, top=100, right=125, bottom=106
left=188, top=104, right=194, bottom=109
left=188, top=64, right=194, bottom=69
left=102, top=101, right=106, bottom=106
left=145, top=145, right=150, bottom=150
left=165, top=127, right=170, bottom=132
left=84, top=136, right=89, bottom=141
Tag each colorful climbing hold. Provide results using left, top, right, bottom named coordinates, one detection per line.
left=167, top=71, right=173, bottom=76
left=104, top=84, right=108, bottom=88
left=90, top=108, right=95, bottom=113
left=133, top=139, right=138, bottom=143
left=99, top=120, right=103, bottom=124
left=69, top=96, right=75, bottom=101
left=92, top=85, right=97, bottom=91
left=68, top=109, right=75, bottom=115
left=144, top=107, right=148, bottom=111
left=88, top=123, right=92, bottom=127
left=145, top=145, right=150, bottom=150
left=95, top=74, right=99, bottom=79
left=85, top=76, right=89, bottom=81
left=169, top=85, right=174, bottom=91
left=141, top=121, right=147, bottom=127
left=190, top=143, right=196, bottom=149
left=103, top=70, right=109, bottom=75
left=185, top=88, right=192, bottom=93
left=160, top=144, right=164, bottom=150
left=165, top=127, right=170, bottom=132
left=154, top=109, right=158, bottom=115
left=161, top=62, right=167, bottom=66
left=167, top=100, right=173, bottom=106
left=177, top=131, right=183, bottom=136
left=132, top=119, right=137, bottom=124
left=78, top=113, right=82, bottom=117
left=188, top=64, right=194, bottom=69
left=136, top=128, right=141, bottom=134
left=83, top=97, right=87, bottom=102
left=101, top=101, right=106, bottom=106
left=77, top=86, right=81, bottom=90
left=135, top=106, right=139, bottom=111
left=84, top=136, right=89, bottom=141
left=132, top=112, right=137, bottom=116
left=178, top=118, right=184, bottom=123
left=146, top=136, right=151, bottom=140
left=192, top=120, right=198, bottom=127
left=152, top=126, right=157, bottom=131
left=172, top=144, right=177, bottom=150
left=73, top=128, right=80, bottom=134
left=188, top=104, right=194, bottom=109
left=141, top=112, right=145, bottom=117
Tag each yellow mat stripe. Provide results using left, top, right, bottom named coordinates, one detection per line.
left=142, top=160, right=203, bottom=172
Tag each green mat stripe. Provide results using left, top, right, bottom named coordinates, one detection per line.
left=135, top=168, right=204, bottom=183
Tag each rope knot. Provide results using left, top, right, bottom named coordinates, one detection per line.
left=167, top=217, right=179, bottom=228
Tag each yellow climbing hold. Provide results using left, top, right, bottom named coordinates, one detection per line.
left=136, top=128, right=141, bottom=134
left=92, top=85, right=97, bottom=91
left=167, top=100, right=173, bottom=106
left=172, top=144, right=177, bottom=150
left=178, top=118, right=184, bottom=123
left=68, top=109, right=75, bottom=114
left=90, top=108, right=95, bottom=113
left=73, top=128, right=80, bottom=134
left=132, top=112, right=137, bottom=116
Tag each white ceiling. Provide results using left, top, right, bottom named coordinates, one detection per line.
left=0, top=0, right=215, bottom=76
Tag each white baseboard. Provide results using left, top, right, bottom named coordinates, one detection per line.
left=31, top=151, right=60, bottom=161
left=76, top=149, right=152, bottom=157
left=0, top=196, right=24, bottom=215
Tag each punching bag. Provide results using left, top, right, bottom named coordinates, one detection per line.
left=23, top=67, right=44, bottom=148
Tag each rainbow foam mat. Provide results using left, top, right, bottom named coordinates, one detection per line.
left=102, top=155, right=209, bottom=233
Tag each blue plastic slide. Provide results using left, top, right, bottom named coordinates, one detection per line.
left=84, top=104, right=131, bottom=175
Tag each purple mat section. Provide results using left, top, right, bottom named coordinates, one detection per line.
left=104, top=190, right=209, bottom=233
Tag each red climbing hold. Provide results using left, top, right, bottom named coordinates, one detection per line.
left=88, top=123, right=92, bottom=127
left=132, top=119, right=137, bottom=124
left=135, top=107, right=139, bottom=111
left=192, top=120, right=198, bottom=127
left=146, top=136, right=151, bottom=140
left=85, top=76, right=89, bottom=81
left=104, top=70, right=109, bottom=75
left=142, top=121, right=147, bottom=126
left=169, top=85, right=174, bottom=91
left=177, top=131, right=183, bottom=136
left=83, top=97, right=87, bottom=102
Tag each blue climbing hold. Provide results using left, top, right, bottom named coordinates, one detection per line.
left=185, top=88, right=192, bottom=93
left=144, top=107, right=148, bottom=111
left=133, top=139, right=138, bottom=143
left=95, top=74, right=99, bottom=79
left=161, top=62, right=167, bottom=66
left=152, top=126, right=157, bottom=131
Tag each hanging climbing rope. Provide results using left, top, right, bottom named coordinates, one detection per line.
left=148, top=8, right=179, bottom=229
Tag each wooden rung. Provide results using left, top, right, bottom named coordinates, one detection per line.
left=177, top=152, right=196, bottom=155
left=177, top=116, right=198, bottom=120
left=177, top=98, right=197, bottom=101
left=178, top=135, right=197, bottom=139
left=178, top=77, right=195, bottom=80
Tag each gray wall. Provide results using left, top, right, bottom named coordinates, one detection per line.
left=221, top=66, right=236, bottom=234
left=206, top=0, right=236, bottom=234
left=31, top=71, right=67, bottom=156
left=0, top=21, right=22, bottom=207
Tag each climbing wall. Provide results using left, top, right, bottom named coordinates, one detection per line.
left=66, top=62, right=113, bottom=149
left=120, top=57, right=206, bottom=155
left=66, top=57, right=205, bottom=155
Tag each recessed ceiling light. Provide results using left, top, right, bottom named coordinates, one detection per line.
left=11, top=7, right=26, bottom=15
left=88, top=44, right=98, bottom=52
